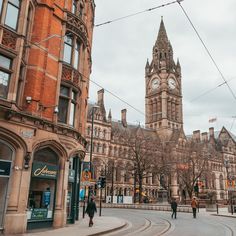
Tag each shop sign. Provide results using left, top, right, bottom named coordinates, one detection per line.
left=31, top=208, right=48, bottom=220
left=0, top=160, right=11, bottom=177
left=32, top=162, right=58, bottom=179
left=68, top=169, right=75, bottom=182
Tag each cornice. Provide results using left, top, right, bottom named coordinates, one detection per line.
left=0, top=105, right=87, bottom=148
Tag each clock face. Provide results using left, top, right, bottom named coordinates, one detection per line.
left=151, top=78, right=160, bottom=90
left=168, top=78, right=176, bottom=89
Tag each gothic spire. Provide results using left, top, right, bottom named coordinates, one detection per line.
left=156, top=17, right=169, bottom=48
left=151, top=17, right=175, bottom=73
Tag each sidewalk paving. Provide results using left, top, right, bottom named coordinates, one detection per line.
left=13, top=206, right=235, bottom=236
left=24, top=216, right=126, bottom=236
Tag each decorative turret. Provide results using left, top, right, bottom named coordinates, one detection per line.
left=108, top=109, right=112, bottom=123
left=176, top=58, right=181, bottom=75
left=145, top=59, right=150, bottom=76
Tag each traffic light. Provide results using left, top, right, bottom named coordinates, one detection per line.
left=101, top=177, right=106, bottom=188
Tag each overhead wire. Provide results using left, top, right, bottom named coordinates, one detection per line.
left=191, top=77, right=236, bottom=102
left=95, top=0, right=184, bottom=27
left=177, top=1, right=236, bottom=102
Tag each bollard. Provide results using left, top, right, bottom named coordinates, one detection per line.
left=216, top=203, right=218, bottom=214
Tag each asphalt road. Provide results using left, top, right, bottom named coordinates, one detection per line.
left=102, top=208, right=236, bottom=236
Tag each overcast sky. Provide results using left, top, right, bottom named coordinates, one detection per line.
left=89, top=0, right=236, bottom=135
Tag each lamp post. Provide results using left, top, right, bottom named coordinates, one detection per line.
left=88, top=105, right=99, bottom=199
left=224, top=159, right=234, bottom=214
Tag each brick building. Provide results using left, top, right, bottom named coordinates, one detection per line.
left=0, top=0, right=94, bottom=233
left=85, top=19, right=236, bottom=205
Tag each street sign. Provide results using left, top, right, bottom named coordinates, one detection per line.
left=226, top=179, right=236, bottom=190
left=81, top=169, right=91, bottom=182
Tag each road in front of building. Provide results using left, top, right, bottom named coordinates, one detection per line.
left=103, top=208, right=236, bottom=236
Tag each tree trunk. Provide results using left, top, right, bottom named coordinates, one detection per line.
left=138, top=176, right=143, bottom=203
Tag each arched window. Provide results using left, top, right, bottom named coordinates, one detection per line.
left=219, top=174, right=224, bottom=190
left=103, top=130, right=106, bottom=139
left=102, top=144, right=106, bottom=154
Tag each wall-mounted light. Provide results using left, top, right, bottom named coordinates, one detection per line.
left=54, top=106, right=59, bottom=114
left=38, top=104, right=59, bottom=113
left=24, top=152, right=31, bottom=169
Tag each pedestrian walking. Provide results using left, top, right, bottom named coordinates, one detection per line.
left=191, top=197, right=198, bottom=218
left=86, top=197, right=97, bottom=227
left=171, top=198, right=177, bottom=219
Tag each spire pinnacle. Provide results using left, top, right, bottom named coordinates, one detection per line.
left=156, top=17, right=168, bottom=47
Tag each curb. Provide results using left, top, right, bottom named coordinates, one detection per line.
left=87, top=221, right=127, bottom=236
left=211, top=214, right=236, bottom=218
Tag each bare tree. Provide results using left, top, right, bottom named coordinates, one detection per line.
left=118, top=126, right=162, bottom=203
left=175, top=140, right=215, bottom=199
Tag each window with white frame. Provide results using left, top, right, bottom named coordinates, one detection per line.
left=0, top=55, right=12, bottom=99
left=5, top=0, right=20, bottom=30
left=63, top=33, right=81, bottom=70
left=58, top=85, right=77, bottom=126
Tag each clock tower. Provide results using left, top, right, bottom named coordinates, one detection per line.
left=145, top=18, right=183, bottom=140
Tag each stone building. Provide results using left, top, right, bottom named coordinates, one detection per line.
left=0, top=0, right=94, bottom=233
left=85, top=19, right=236, bottom=204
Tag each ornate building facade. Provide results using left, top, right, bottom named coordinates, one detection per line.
left=85, top=19, right=236, bottom=205
left=0, top=0, right=94, bottom=233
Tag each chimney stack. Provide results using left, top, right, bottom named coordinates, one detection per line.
left=209, top=127, right=214, bottom=137
left=201, top=132, right=208, bottom=142
left=97, top=89, right=104, bottom=105
left=121, top=109, right=127, bottom=127
left=193, top=130, right=200, bottom=141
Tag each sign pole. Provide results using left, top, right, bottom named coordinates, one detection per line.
left=99, top=186, right=102, bottom=216
left=82, top=185, right=87, bottom=218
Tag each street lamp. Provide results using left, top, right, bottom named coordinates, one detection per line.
left=89, top=104, right=99, bottom=175
left=224, top=158, right=233, bottom=214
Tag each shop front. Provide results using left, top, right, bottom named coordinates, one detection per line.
left=27, top=148, right=58, bottom=230
left=0, top=140, right=13, bottom=231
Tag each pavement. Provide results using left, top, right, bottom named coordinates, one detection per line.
left=22, top=206, right=235, bottom=236
left=25, top=216, right=126, bottom=236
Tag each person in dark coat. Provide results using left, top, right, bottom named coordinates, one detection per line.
left=86, top=197, right=97, bottom=227
left=171, top=198, right=177, bottom=219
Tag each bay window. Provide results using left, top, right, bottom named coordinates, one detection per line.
left=0, top=55, right=12, bottom=99
left=63, top=33, right=81, bottom=70
left=63, top=35, right=73, bottom=64
left=58, top=85, right=77, bottom=127
left=71, top=0, right=84, bottom=18
left=5, top=0, right=20, bottom=30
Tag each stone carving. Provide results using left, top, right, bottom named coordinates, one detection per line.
left=2, top=29, right=17, bottom=50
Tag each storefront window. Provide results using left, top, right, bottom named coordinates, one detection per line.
left=27, top=148, right=58, bottom=229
